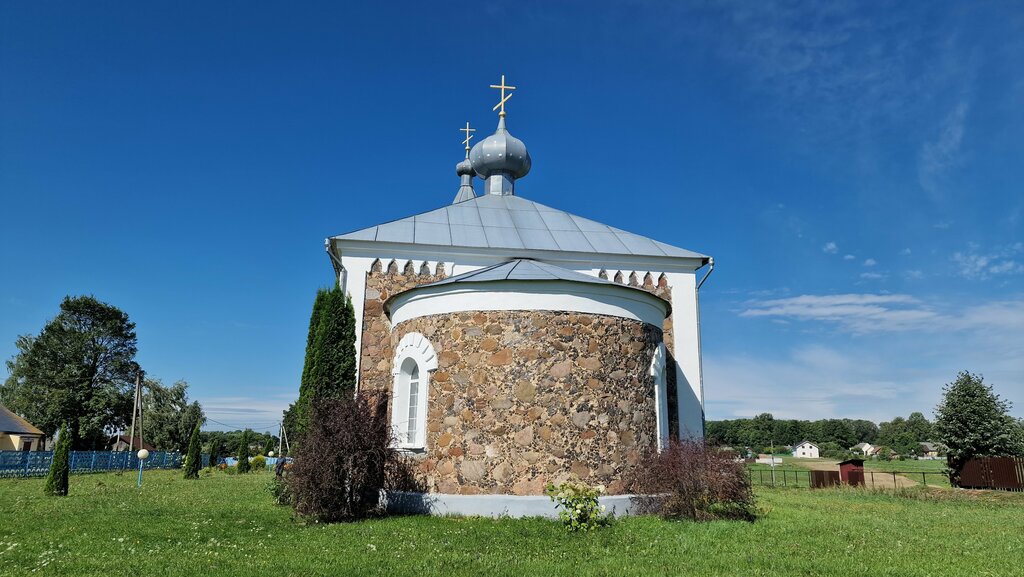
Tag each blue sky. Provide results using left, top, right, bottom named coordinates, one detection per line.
left=2, top=1, right=1021, bottom=431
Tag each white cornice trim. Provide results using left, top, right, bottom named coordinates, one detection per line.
left=388, top=280, right=669, bottom=327
left=328, top=238, right=709, bottom=273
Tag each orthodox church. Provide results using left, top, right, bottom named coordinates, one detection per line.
left=325, top=77, right=712, bottom=513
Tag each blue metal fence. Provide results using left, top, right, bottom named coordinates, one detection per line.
left=0, top=450, right=207, bottom=478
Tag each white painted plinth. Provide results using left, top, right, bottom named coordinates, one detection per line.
left=382, top=491, right=640, bottom=519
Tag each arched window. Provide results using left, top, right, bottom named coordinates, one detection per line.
left=649, top=342, right=669, bottom=451
left=392, top=332, right=437, bottom=450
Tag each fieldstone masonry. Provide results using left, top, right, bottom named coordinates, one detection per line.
left=357, top=264, right=678, bottom=495
left=358, top=260, right=447, bottom=397
left=393, top=310, right=662, bottom=495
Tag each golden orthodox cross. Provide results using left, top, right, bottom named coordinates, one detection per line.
left=490, top=74, right=516, bottom=117
left=460, top=121, right=476, bottom=156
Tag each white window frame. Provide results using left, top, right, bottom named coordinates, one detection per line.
left=649, top=342, right=669, bottom=451
left=391, top=332, right=437, bottom=450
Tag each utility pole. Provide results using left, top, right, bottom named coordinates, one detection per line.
left=277, top=422, right=283, bottom=456
left=127, top=372, right=141, bottom=452
left=138, top=376, right=144, bottom=451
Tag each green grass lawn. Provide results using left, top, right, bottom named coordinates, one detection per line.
left=2, top=469, right=1023, bottom=576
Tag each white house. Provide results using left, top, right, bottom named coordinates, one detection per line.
left=850, top=442, right=879, bottom=456
left=792, top=441, right=819, bottom=459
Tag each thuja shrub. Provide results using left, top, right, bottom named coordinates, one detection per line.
left=288, top=390, right=405, bottom=522
left=236, top=434, right=251, bottom=474
left=44, top=423, right=71, bottom=497
left=183, top=423, right=202, bottom=480
left=629, top=440, right=756, bottom=522
left=544, top=480, right=610, bottom=532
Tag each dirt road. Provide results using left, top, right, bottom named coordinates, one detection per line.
left=794, top=459, right=918, bottom=489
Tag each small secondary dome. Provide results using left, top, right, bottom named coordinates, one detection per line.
left=470, top=117, right=531, bottom=180
left=456, top=158, right=474, bottom=177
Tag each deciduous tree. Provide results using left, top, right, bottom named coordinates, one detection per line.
left=2, top=296, right=138, bottom=449
left=143, top=379, right=204, bottom=452
left=935, top=371, right=1024, bottom=485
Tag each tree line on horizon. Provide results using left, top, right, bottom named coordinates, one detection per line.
left=706, top=412, right=936, bottom=456
left=707, top=372, right=1024, bottom=471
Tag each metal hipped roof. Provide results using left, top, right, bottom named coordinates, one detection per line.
left=0, top=404, right=44, bottom=435
left=331, top=194, right=708, bottom=261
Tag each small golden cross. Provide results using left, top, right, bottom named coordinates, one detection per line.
left=489, top=74, right=516, bottom=117
left=460, top=121, right=476, bottom=155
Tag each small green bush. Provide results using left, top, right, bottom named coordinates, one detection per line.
left=630, top=440, right=756, bottom=522
left=251, top=455, right=266, bottom=471
left=544, top=480, right=610, bottom=532
left=268, top=476, right=291, bottom=505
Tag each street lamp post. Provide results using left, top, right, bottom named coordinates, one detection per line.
left=137, top=449, right=149, bottom=487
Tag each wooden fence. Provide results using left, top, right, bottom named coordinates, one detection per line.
left=0, top=450, right=207, bottom=478
left=959, top=457, right=1024, bottom=491
left=747, top=467, right=950, bottom=488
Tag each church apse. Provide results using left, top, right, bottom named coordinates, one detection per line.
left=392, top=309, right=661, bottom=496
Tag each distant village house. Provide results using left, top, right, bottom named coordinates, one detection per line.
left=792, top=441, right=819, bottom=459
left=0, top=404, right=44, bottom=452
left=850, top=442, right=880, bottom=457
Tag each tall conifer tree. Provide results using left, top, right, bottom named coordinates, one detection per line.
left=183, top=422, right=202, bottom=479
left=236, top=430, right=251, bottom=473
left=289, top=285, right=357, bottom=435
left=44, top=423, right=71, bottom=496
left=208, top=436, right=222, bottom=468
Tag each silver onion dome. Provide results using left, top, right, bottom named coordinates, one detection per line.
left=469, top=117, right=531, bottom=180
left=456, top=158, right=474, bottom=177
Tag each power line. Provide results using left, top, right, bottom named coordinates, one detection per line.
left=204, top=417, right=282, bottom=431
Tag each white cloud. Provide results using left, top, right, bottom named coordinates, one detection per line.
left=918, top=101, right=970, bottom=197
left=900, top=248, right=912, bottom=256
left=199, top=394, right=292, bottom=432
left=933, top=220, right=953, bottom=229
left=904, top=269, right=925, bottom=280
left=863, top=258, right=877, bottom=266
left=712, top=295, right=1024, bottom=420
left=843, top=254, right=856, bottom=261
left=860, top=272, right=884, bottom=280
left=741, top=292, right=1024, bottom=337
left=739, top=293, right=935, bottom=333
left=704, top=347, right=917, bottom=420
left=952, top=243, right=1024, bottom=279
left=822, top=241, right=838, bottom=254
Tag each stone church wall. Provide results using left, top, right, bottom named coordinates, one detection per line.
left=358, top=260, right=446, bottom=392
left=602, top=269, right=678, bottom=437
left=392, top=310, right=662, bottom=496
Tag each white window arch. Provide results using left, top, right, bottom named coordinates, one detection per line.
left=649, top=342, right=669, bottom=451
left=391, top=332, right=437, bottom=449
